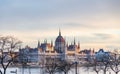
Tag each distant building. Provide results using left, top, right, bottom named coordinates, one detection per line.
left=18, top=30, right=95, bottom=64
left=54, top=30, right=65, bottom=53
left=19, top=46, right=38, bottom=64
left=79, top=49, right=94, bottom=60
left=37, top=30, right=80, bottom=60
left=95, top=49, right=110, bottom=62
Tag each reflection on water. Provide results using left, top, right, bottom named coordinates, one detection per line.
left=1, top=67, right=115, bottom=74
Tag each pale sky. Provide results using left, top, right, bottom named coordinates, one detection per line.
left=0, top=0, right=120, bottom=51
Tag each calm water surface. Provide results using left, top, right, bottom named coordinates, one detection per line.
left=1, top=67, right=117, bottom=74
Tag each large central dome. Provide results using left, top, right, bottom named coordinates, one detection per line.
left=54, top=30, right=65, bottom=53
left=55, top=34, right=65, bottom=43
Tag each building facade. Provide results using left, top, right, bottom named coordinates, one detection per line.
left=19, top=30, right=95, bottom=64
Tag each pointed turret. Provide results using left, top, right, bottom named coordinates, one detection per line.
left=66, top=42, right=68, bottom=47
left=78, top=41, right=80, bottom=49
left=59, top=28, right=61, bottom=36
left=51, top=40, right=53, bottom=47
left=93, top=48, right=95, bottom=53
left=74, top=37, right=76, bottom=45
left=37, top=40, right=40, bottom=48
left=44, top=39, right=47, bottom=43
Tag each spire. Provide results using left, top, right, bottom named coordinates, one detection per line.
left=78, top=41, right=80, bottom=49
left=93, top=48, right=95, bottom=53
left=74, top=37, right=76, bottom=45
left=44, top=39, right=47, bottom=43
left=64, top=37, right=66, bottom=44
left=59, top=28, right=61, bottom=36
left=37, top=40, right=40, bottom=48
left=66, top=42, right=68, bottom=47
left=51, top=40, right=53, bottom=47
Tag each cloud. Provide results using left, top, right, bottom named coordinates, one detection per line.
left=0, top=0, right=120, bottom=30
left=94, top=33, right=114, bottom=39
left=0, top=0, right=120, bottom=49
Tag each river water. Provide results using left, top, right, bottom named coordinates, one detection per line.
left=0, top=67, right=117, bottom=74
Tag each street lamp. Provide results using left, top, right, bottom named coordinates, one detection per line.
left=0, top=51, right=2, bottom=56
left=73, top=61, right=78, bottom=74
left=0, top=50, right=2, bottom=60
left=0, top=49, right=2, bottom=54
left=75, top=61, right=78, bottom=74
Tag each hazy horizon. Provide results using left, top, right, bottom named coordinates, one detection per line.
left=0, top=0, right=120, bottom=50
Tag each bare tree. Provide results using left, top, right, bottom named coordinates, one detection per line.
left=45, top=58, right=72, bottom=74
left=57, top=60, right=72, bottom=74
left=45, top=57, right=57, bottom=74
left=93, top=62, right=102, bottom=74
left=87, top=59, right=102, bottom=74
left=109, top=50, right=120, bottom=74
left=87, top=51, right=111, bottom=74
left=83, top=61, right=91, bottom=74
left=0, top=36, right=22, bottom=74
left=100, top=55, right=110, bottom=74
